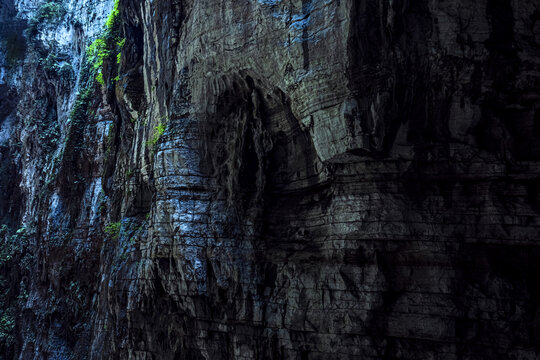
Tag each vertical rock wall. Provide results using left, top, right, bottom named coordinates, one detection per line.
left=1, top=0, right=540, bottom=359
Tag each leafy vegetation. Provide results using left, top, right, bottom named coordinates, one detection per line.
left=36, top=1, right=66, bottom=21
left=27, top=98, right=62, bottom=154
left=66, top=65, right=95, bottom=155
left=116, top=38, right=126, bottom=64
left=0, top=307, right=15, bottom=348
left=54, top=0, right=124, bottom=192
left=58, top=60, right=96, bottom=193
left=106, top=0, right=121, bottom=30
left=0, top=226, right=32, bottom=355
left=146, top=122, right=166, bottom=150
left=86, top=38, right=109, bottom=86
left=26, top=0, right=67, bottom=38
left=40, top=51, right=74, bottom=81
left=104, top=222, right=122, bottom=240
left=86, top=0, right=125, bottom=87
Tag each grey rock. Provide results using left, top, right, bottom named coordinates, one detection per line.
left=1, top=0, right=540, bottom=359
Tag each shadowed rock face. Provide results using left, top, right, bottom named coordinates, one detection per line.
left=1, top=0, right=540, bottom=359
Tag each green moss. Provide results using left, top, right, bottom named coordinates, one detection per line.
left=104, top=222, right=122, bottom=240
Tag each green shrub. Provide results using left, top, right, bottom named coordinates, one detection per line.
left=146, top=122, right=166, bottom=150
left=70, top=85, right=94, bottom=128
left=86, top=38, right=109, bottom=86
left=38, top=50, right=74, bottom=84
left=106, top=0, right=120, bottom=30
left=116, top=38, right=126, bottom=65
left=86, top=38, right=108, bottom=70
left=85, top=0, right=124, bottom=87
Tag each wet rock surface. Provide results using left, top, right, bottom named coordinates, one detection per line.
left=1, top=0, right=540, bottom=359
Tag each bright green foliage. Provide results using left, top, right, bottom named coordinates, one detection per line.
left=106, top=0, right=120, bottom=30
left=104, top=222, right=122, bottom=240
left=146, top=122, right=166, bottom=150
left=85, top=0, right=124, bottom=87
left=116, top=38, right=126, bottom=48
left=115, top=38, right=126, bottom=80
left=96, top=72, right=105, bottom=86
left=86, top=38, right=109, bottom=71
left=86, top=38, right=109, bottom=86
left=116, top=37, right=125, bottom=71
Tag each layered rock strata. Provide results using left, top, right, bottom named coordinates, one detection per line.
left=1, top=0, right=540, bottom=359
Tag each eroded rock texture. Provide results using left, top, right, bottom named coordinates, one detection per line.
left=1, top=0, right=540, bottom=359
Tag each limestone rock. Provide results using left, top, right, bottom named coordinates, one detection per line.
left=1, top=0, right=540, bottom=359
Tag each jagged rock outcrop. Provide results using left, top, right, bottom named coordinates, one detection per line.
left=1, top=0, right=540, bottom=359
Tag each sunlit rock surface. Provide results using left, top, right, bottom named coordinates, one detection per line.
left=1, top=0, right=540, bottom=359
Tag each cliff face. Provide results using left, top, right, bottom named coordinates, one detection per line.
left=1, top=0, right=540, bottom=359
